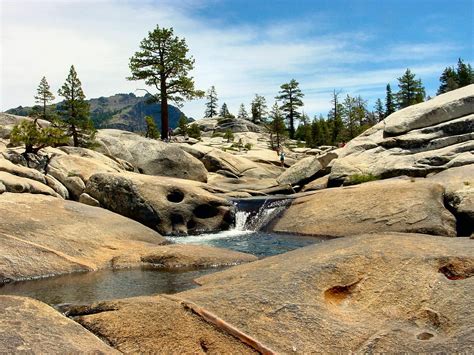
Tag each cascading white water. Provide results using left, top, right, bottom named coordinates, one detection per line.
left=166, top=198, right=291, bottom=245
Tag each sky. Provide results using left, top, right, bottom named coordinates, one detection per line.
left=1, top=0, right=473, bottom=119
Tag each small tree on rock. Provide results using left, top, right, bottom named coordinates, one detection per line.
left=204, top=86, right=218, bottom=118
left=237, top=103, right=249, bottom=120
left=34, top=76, right=55, bottom=122
left=187, top=123, right=201, bottom=139
left=224, top=129, right=234, bottom=143
left=57, top=65, right=95, bottom=147
left=177, top=114, right=188, bottom=135
left=251, top=94, right=267, bottom=124
left=145, top=116, right=160, bottom=139
left=10, top=120, right=67, bottom=155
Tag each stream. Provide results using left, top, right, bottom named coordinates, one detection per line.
left=0, top=197, right=327, bottom=306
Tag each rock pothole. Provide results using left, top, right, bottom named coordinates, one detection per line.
left=167, top=189, right=184, bottom=203
left=194, top=204, right=219, bottom=219
left=324, top=279, right=361, bottom=306
left=417, top=332, right=434, bottom=340
left=438, top=257, right=474, bottom=280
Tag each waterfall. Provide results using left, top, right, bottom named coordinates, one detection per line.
left=232, top=198, right=292, bottom=232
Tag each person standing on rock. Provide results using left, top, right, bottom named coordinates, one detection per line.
left=279, top=149, right=285, bottom=167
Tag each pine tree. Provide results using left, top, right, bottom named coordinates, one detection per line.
left=342, top=94, right=357, bottom=140
left=237, top=103, right=249, bottom=120
left=251, top=94, right=267, bottom=124
left=57, top=65, right=95, bottom=147
left=456, top=58, right=474, bottom=87
left=145, top=116, right=160, bottom=139
left=275, top=79, right=304, bottom=139
left=128, top=25, right=204, bottom=139
left=219, top=103, right=232, bottom=118
left=328, top=90, right=344, bottom=145
left=396, top=69, right=425, bottom=109
left=10, top=120, right=67, bottom=155
left=385, top=84, right=396, bottom=117
left=187, top=123, right=201, bottom=139
left=34, top=76, right=55, bottom=122
left=204, top=86, right=218, bottom=118
left=224, top=129, right=234, bottom=143
left=374, top=98, right=385, bottom=122
left=267, top=102, right=287, bottom=150
left=177, top=114, right=188, bottom=135
left=437, top=67, right=459, bottom=94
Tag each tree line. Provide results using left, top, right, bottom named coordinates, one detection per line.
left=202, top=58, right=473, bottom=149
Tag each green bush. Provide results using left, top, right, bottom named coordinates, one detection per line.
left=346, top=173, right=379, bottom=185
left=244, top=143, right=253, bottom=150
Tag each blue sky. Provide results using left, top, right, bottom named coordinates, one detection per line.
left=1, top=0, right=473, bottom=118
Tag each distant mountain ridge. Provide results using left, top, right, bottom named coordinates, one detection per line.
left=5, top=93, right=189, bottom=132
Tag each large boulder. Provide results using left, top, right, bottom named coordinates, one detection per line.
left=0, top=193, right=166, bottom=283
left=271, top=179, right=456, bottom=237
left=174, top=233, right=474, bottom=353
left=0, top=112, right=49, bottom=139
left=193, top=117, right=263, bottom=133
left=95, top=129, right=208, bottom=182
left=277, top=151, right=337, bottom=186
left=0, top=296, right=117, bottom=353
left=428, top=164, right=474, bottom=236
left=329, top=86, right=474, bottom=185
left=0, top=171, right=60, bottom=198
left=73, top=296, right=256, bottom=354
left=85, top=172, right=234, bottom=235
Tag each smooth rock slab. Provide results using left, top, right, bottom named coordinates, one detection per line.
left=175, top=233, right=474, bottom=353
left=272, top=179, right=456, bottom=237
left=0, top=295, right=117, bottom=353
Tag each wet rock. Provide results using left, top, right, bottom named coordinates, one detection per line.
left=85, top=172, right=234, bottom=235
left=272, top=179, right=456, bottom=237
left=0, top=295, right=117, bottom=353
left=175, top=233, right=474, bottom=353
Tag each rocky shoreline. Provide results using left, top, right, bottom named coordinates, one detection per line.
left=0, top=86, right=473, bottom=353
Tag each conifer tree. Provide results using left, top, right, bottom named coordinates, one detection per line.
left=328, top=90, right=344, bottom=145
left=177, top=114, right=188, bottom=135
left=237, top=103, right=249, bottom=120
left=204, top=86, right=218, bottom=118
left=267, top=102, right=287, bottom=150
left=224, top=129, right=234, bottom=143
left=385, top=84, right=396, bottom=117
left=34, top=76, right=55, bottom=122
left=251, top=94, right=267, bottom=124
left=437, top=67, right=459, bottom=94
left=219, top=103, right=232, bottom=118
left=57, top=65, right=95, bottom=147
left=128, top=25, right=204, bottom=139
left=187, top=123, right=201, bottom=139
left=275, top=79, right=304, bottom=139
left=374, top=98, right=385, bottom=122
left=456, top=58, right=474, bottom=87
left=396, top=69, right=425, bottom=109
left=145, top=116, right=160, bottom=139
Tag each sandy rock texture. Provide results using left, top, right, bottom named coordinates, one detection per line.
left=0, top=295, right=117, bottom=354
left=271, top=179, right=456, bottom=237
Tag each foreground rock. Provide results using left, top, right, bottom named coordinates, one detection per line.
left=329, top=85, right=474, bottom=185
left=174, top=233, right=474, bottom=353
left=0, top=296, right=117, bottom=353
left=428, top=164, right=474, bottom=236
left=95, top=129, right=208, bottom=182
left=74, top=296, right=256, bottom=354
left=272, top=179, right=456, bottom=237
left=85, top=172, right=234, bottom=235
left=0, top=193, right=166, bottom=282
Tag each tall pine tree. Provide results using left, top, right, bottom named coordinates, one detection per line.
left=437, top=67, right=459, bottom=94
left=275, top=79, right=304, bottom=139
left=385, top=83, right=396, bottom=117
left=267, top=102, right=287, bottom=150
left=128, top=25, right=204, bottom=139
left=204, top=86, right=218, bottom=118
left=396, top=69, right=425, bottom=109
left=219, top=103, right=232, bottom=118
left=328, top=90, right=344, bottom=145
left=57, top=65, right=95, bottom=147
left=251, top=94, right=267, bottom=124
left=456, top=58, right=474, bottom=87
left=237, top=103, right=249, bottom=120
left=34, top=76, right=55, bottom=122
left=374, top=98, right=385, bottom=122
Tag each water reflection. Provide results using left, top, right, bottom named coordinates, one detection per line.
left=0, top=267, right=218, bottom=306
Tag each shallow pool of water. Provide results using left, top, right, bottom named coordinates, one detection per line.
left=166, top=230, right=326, bottom=257
left=0, top=267, right=219, bottom=306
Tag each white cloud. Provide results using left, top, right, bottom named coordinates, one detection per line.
left=0, top=0, right=462, bottom=119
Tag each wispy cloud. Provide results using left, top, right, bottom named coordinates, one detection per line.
left=0, top=0, right=468, bottom=119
